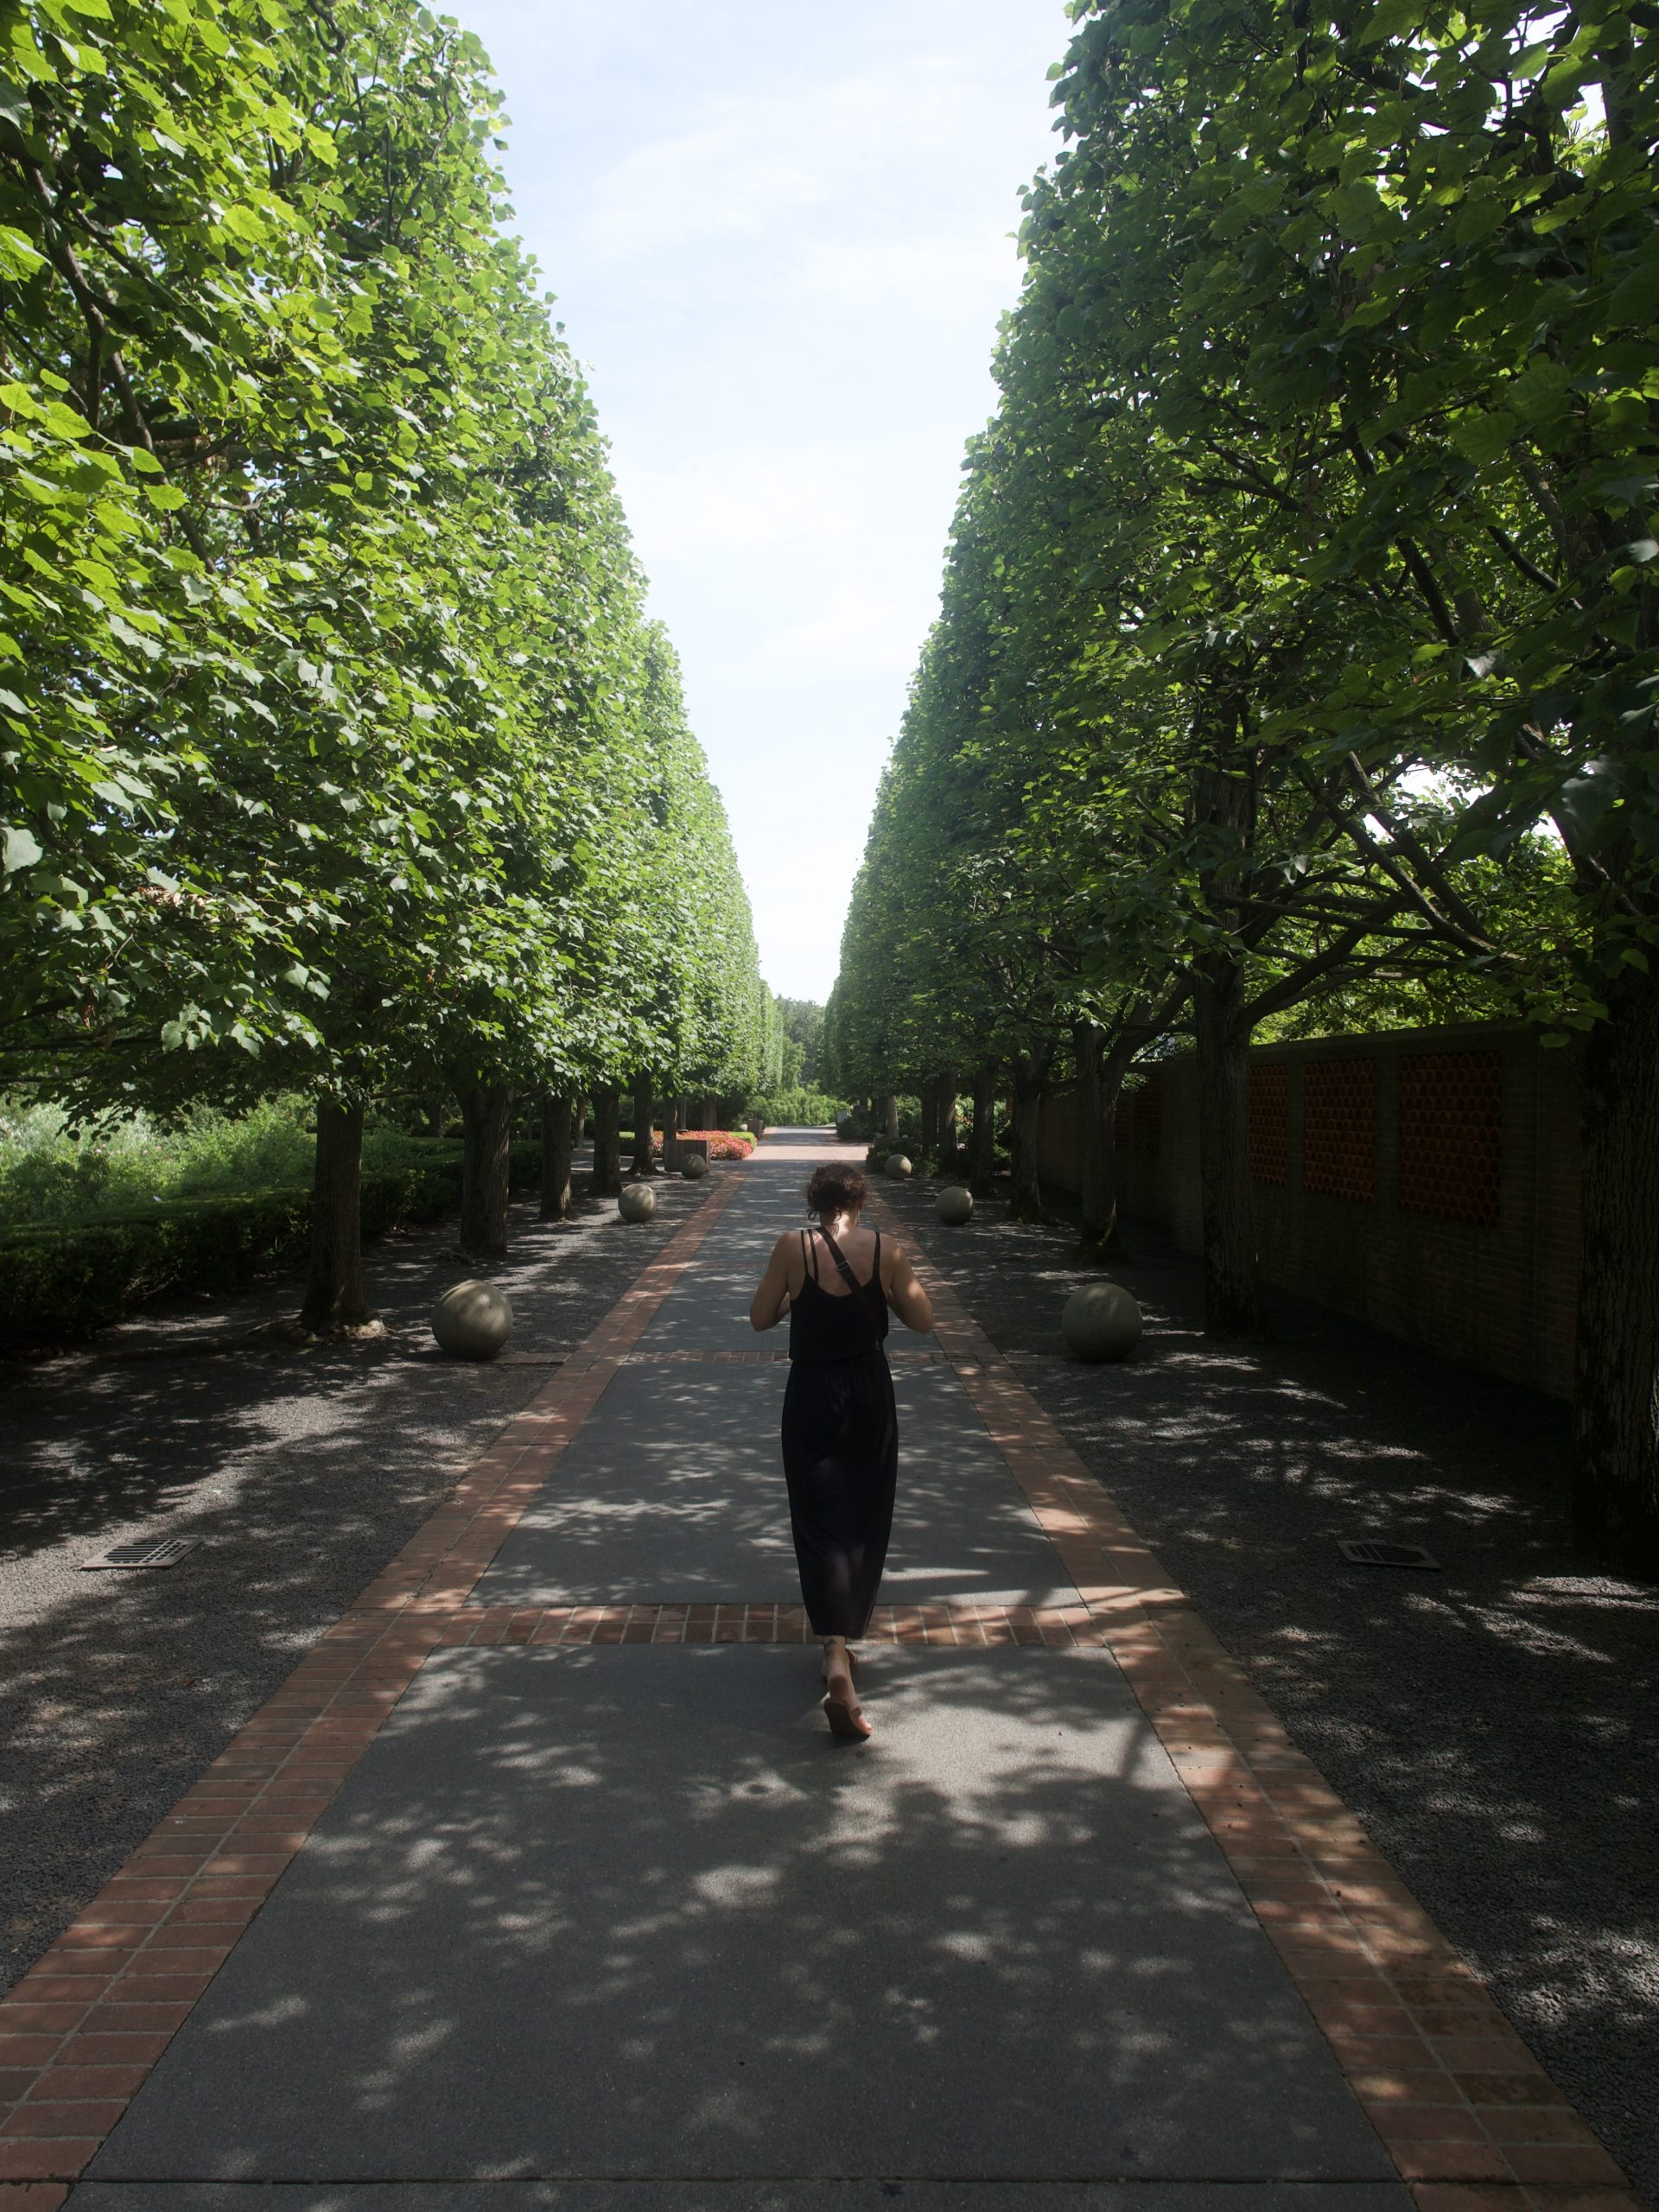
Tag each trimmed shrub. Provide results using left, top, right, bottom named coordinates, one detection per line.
left=0, top=1136, right=542, bottom=1349
left=742, top=1088, right=847, bottom=1128
left=675, top=1128, right=754, bottom=1160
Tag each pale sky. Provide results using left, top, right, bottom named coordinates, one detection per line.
left=450, top=0, right=1075, bottom=1003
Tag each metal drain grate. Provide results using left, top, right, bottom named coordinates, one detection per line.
left=1338, top=1538, right=1440, bottom=1570
left=81, top=1536, right=200, bottom=1572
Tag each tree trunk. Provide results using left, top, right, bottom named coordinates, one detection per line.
left=1007, top=1053, right=1052, bottom=1222
left=590, top=1084, right=622, bottom=1195
left=459, top=1084, right=514, bottom=1262
left=630, top=1077, right=658, bottom=1175
left=300, top=1096, right=371, bottom=1333
left=919, top=1078, right=940, bottom=1161
left=663, top=1094, right=682, bottom=1173
left=969, top=1063, right=998, bottom=1194
left=426, top=1099, right=445, bottom=1140
left=1573, top=964, right=1659, bottom=1567
left=539, top=1090, right=575, bottom=1223
left=880, top=1092, right=899, bottom=1140
left=1076, top=1021, right=1134, bottom=1263
left=940, top=1076, right=960, bottom=1168
left=1193, top=958, right=1268, bottom=1336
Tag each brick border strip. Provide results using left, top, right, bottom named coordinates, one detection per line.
left=616, top=1346, right=944, bottom=1364
left=435, top=1599, right=1111, bottom=1647
left=867, top=1189, right=1639, bottom=2212
left=0, top=1173, right=745, bottom=2200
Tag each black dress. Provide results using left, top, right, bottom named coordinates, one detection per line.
left=781, top=1228, right=898, bottom=1639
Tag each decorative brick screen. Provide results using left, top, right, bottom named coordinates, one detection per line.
left=1399, top=1052, right=1502, bottom=1227
left=1249, top=1065, right=1289, bottom=1185
left=1303, top=1058, right=1376, bottom=1200
left=1133, top=1073, right=1163, bottom=1156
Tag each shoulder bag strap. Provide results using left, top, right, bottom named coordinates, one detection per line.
left=817, top=1226, right=882, bottom=1346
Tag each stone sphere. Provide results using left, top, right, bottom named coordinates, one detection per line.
left=1061, top=1281, right=1143, bottom=1363
left=885, top=1153, right=913, bottom=1179
left=432, top=1279, right=513, bottom=1361
left=936, top=1185, right=974, bottom=1225
left=681, top=1152, right=709, bottom=1179
left=619, top=1181, right=657, bottom=1223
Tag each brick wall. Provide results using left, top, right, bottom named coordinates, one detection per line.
left=1037, top=1022, right=1582, bottom=1398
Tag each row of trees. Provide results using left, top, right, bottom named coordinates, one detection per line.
left=826, top=0, right=1658, bottom=1562
left=0, top=0, right=771, bottom=1324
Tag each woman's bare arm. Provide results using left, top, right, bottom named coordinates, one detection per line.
left=884, top=1243, right=934, bottom=1334
left=750, top=1233, right=799, bottom=1332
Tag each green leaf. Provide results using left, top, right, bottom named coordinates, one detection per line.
left=0, top=223, right=44, bottom=279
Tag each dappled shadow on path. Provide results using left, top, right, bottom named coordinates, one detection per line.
left=0, top=1183, right=708, bottom=1999
left=474, top=1362, right=1071, bottom=1611
left=876, top=1177, right=1659, bottom=2205
left=91, top=1647, right=1392, bottom=2188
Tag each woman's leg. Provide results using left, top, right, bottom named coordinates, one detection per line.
left=820, top=1636, right=870, bottom=1739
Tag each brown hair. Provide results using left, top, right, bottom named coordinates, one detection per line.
left=805, top=1163, right=868, bottom=1218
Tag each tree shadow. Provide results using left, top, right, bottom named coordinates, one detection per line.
left=86, top=1647, right=1395, bottom=2190
left=0, top=1183, right=706, bottom=1999
left=473, top=1363, right=1075, bottom=1612
left=874, top=1178, right=1659, bottom=2207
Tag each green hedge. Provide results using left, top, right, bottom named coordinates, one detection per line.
left=0, top=1137, right=542, bottom=1349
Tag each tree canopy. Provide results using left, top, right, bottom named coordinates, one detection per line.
left=0, top=0, right=769, bottom=1123
left=828, top=0, right=1658, bottom=1561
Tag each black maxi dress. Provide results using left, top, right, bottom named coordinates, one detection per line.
left=780, top=1227, right=899, bottom=1639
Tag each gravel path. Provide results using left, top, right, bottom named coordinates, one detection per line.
left=0, top=1160, right=715, bottom=2003
left=874, top=1169, right=1659, bottom=2209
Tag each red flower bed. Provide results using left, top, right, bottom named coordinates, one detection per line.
left=663, top=1128, right=754, bottom=1160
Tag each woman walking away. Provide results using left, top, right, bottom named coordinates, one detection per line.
left=749, top=1162, right=934, bottom=1741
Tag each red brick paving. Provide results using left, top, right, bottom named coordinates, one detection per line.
left=436, top=1599, right=1113, bottom=1647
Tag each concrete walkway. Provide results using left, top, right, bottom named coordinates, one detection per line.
left=0, top=1135, right=1633, bottom=2210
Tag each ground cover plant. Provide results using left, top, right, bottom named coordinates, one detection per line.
left=0, top=1097, right=539, bottom=1343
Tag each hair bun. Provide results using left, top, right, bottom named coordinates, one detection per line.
left=805, top=1163, right=868, bottom=1217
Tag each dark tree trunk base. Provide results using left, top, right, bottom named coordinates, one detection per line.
left=540, top=1090, right=575, bottom=1224
left=460, top=1084, right=514, bottom=1262
left=969, top=1064, right=998, bottom=1195
left=630, top=1078, right=659, bottom=1176
left=1007, top=1058, right=1052, bottom=1223
left=300, top=1096, right=372, bottom=1335
left=1076, top=1019, right=1135, bottom=1266
left=1194, top=958, right=1269, bottom=1338
left=1076, top=1227, right=1131, bottom=1266
left=1573, top=964, right=1659, bottom=1572
left=590, top=1084, right=622, bottom=1196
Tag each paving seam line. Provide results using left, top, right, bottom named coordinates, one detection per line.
left=434, top=1599, right=1116, bottom=1646
left=0, top=1172, right=746, bottom=2196
left=865, top=1186, right=1639, bottom=2212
